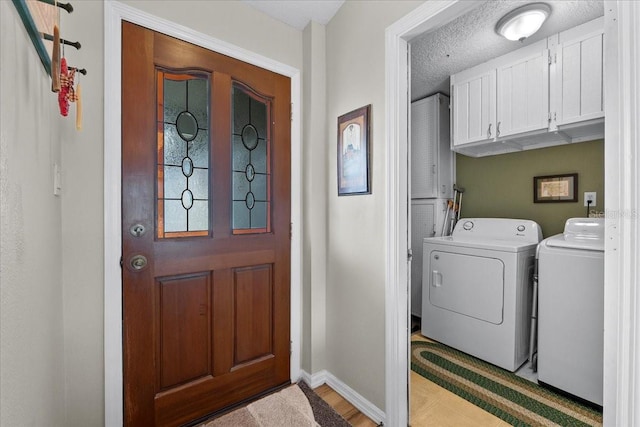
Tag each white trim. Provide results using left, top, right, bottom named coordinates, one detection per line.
left=603, top=3, right=640, bottom=426
left=300, top=370, right=385, bottom=425
left=385, top=1, right=640, bottom=426
left=104, top=2, right=302, bottom=425
left=299, top=369, right=328, bottom=389
left=384, top=3, right=482, bottom=426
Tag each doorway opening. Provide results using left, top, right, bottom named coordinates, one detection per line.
left=384, top=1, right=636, bottom=426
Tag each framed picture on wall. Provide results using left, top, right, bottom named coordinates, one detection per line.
left=533, top=173, right=578, bottom=203
left=337, top=105, right=371, bottom=196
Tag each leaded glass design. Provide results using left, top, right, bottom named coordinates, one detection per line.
left=157, top=70, right=210, bottom=238
left=232, top=83, right=271, bottom=233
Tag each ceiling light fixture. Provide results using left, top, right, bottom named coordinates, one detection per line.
left=496, top=3, right=551, bottom=42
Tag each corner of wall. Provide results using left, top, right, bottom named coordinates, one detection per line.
left=302, top=20, right=328, bottom=375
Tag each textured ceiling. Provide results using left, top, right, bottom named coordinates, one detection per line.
left=242, top=0, right=345, bottom=30
left=410, top=0, right=604, bottom=102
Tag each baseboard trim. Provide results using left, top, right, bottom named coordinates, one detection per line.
left=299, top=370, right=385, bottom=425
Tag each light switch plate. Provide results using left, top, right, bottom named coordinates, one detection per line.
left=54, top=163, right=61, bottom=196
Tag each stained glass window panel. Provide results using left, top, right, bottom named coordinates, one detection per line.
left=157, top=70, right=210, bottom=238
left=231, top=83, right=271, bottom=234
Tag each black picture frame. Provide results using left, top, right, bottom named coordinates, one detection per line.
left=533, top=173, right=578, bottom=203
left=337, top=105, right=371, bottom=196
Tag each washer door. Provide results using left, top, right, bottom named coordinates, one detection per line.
left=428, top=250, right=504, bottom=324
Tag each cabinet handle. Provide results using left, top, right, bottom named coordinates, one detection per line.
left=432, top=164, right=436, bottom=175
left=487, top=123, right=492, bottom=138
left=497, top=121, right=501, bottom=137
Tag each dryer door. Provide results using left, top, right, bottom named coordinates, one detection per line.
left=428, top=250, right=504, bottom=324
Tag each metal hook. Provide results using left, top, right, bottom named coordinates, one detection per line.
left=36, top=0, right=73, bottom=13
left=42, top=33, right=81, bottom=50
left=69, top=67, right=87, bottom=76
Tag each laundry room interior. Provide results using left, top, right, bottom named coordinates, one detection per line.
left=409, top=1, right=606, bottom=423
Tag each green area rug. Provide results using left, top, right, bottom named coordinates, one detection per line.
left=411, top=341, right=603, bottom=427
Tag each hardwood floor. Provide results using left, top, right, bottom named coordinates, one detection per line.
left=314, top=384, right=379, bottom=427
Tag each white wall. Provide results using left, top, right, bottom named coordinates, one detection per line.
left=325, top=0, right=423, bottom=410
left=0, top=2, right=65, bottom=426
left=58, top=2, right=106, bottom=424
left=302, top=20, right=328, bottom=374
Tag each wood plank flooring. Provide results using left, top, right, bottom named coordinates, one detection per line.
left=314, top=384, right=379, bottom=427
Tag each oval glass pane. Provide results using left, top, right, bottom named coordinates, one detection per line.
left=245, top=164, right=255, bottom=182
left=245, top=191, right=255, bottom=210
left=181, top=189, right=194, bottom=210
left=176, top=111, right=198, bottom=141
left=182, top=157, right=194, bottom=177
left=241, top=124, right=259, bottom=150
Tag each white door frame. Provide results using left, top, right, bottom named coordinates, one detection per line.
left=103, top=2, right=302, bottom=425
left=384, top=2, right=640, bottom=426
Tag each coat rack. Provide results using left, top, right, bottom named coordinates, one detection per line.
left=11, top=0, right=86, bottom=76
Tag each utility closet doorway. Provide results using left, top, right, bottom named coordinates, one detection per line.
left=405, top=1, right=608, bottom=425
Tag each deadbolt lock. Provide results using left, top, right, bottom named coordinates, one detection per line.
left=130, top=223, right=146, bottom=237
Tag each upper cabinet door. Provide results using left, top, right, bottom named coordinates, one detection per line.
left=496, top=46, right=549, bottom=138
left=553, top=18, right=604, bottom=127
left=451, top=69, right=496, bottom=146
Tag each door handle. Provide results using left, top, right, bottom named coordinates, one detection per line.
left=496, top=121, right=501, bottom=137
left=487, top=123, right=492, bottom=138
left=130, top=255, right=148, bottom=271
left=432, top=270, right=442, bottom=287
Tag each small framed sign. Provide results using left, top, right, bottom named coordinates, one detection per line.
left=533, top=173, right=578, bottom=203
left=337, top=105, right=371, bottom=196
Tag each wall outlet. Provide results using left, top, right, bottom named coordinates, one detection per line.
left=584, top=191, right=596, bottom=207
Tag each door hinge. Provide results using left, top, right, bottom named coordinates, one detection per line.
left=548, top=52, right=552, bottom=65
left=290, top=103, right=293, bottom=122
left=289, top=222, right=293, bottom=240
left=407, top=248, right=413, bottom=262
left=290, top=340, right=293, bottom=355
left=548, top=112, right=552, bottom=122
left=119, top=256, right=123, bottom=269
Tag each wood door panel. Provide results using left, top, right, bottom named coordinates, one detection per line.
left=154, top=249, right=275, bottom=277
left=234, top=265, right=273, bottom=365
left=157, top=273, right=211, bottom=389
left=123, top=22, right=291, bottom=426
left=154, top=357, right=277, bottom=426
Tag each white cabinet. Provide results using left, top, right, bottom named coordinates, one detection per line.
left=411, top=199, right=448, bottom=317
left=496, top=45, right=549, bottom=138
left=411, top=93, right=454, bottom=316
left=411, top=94, right=454, bottom=199
left=450, top=17, right=604, bottom=157
left=451, top=71, right=496, bottom=146
left=550, top=17, right=604, bottom=131
left=451, top=40, right=549, bottom=152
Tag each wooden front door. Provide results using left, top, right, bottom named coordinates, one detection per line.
left=121, top=22, right=291, bottom=426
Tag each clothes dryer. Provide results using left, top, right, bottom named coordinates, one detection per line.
left=421, top=218, right=542, bottom=371
left=537, top=217, right=604, bottom=405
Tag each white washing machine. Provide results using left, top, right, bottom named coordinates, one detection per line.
left=537, top=217, right=604, bottom=406
left=421, top=218, right=542, bottom=372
